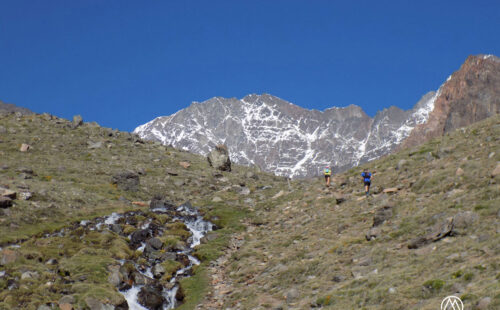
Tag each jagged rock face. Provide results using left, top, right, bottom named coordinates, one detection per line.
left=402, top=55, right=500, bottom=148
left=135, top=55, right=499, bottom=178
left=135, top=93, right=434, bottom=178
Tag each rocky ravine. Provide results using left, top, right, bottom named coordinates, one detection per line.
left=134, top=54, right=500, bottom=178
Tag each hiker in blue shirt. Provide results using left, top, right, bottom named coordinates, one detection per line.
left=361, top=169, right=372, bottom=196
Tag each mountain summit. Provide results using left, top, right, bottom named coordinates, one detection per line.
left=134, top=55, right=500, bottom=178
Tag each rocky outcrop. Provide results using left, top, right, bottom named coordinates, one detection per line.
left=402, top=55, right=500, bottom=148
left=207, top=145, right=232, bottom=172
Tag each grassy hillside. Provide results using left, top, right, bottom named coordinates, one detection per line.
left=198, top=115, right=500, bottom=310
left=0, top=112, right=285, bottom=309
left=0, top=112, right=499, bottom=310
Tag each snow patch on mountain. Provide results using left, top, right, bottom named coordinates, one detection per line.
left=134, top=93, right=437, bottom=178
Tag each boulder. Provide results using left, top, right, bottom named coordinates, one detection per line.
left=0, top=197, right=13, bottom=208
left=147, top=237, right=163, bottom=250
left=207, top=144, right=231, bottom=172
left=138, top=284, right=166, bottom=309
left=87, top=141, right=103, bottom=149
left=149, top=196, right=175, bottom=210
left=455, top=167, right=464, bottom=176
left=59, top=304, right=72, bottom=310
left=130, top=229, right=150, bottom=247
left=491, top=163, right=500, bottom=177
left=0, top=188, right=17, bottom=199
left=112, top=171, right=140, bottom=191
left=84, top=297, right=115, bottom=310
left=19, top=192, right=32, bottom=200
left=383, top=187, right=399, bottom=194
left=373, top=205, right=393, bottom=227
left=21, top=271, right=39, bottom=280
left=178, top=161, right=191, bottom=169
left=59, top=295, right=75, bottom=305
left=19, top=143, right=31, bottom=152
left=152, top=263, right=166, bottom=278
left=365, top=226, right=382, bottom=241
left=453, top=211, right=478, bottom=233
left=72, top=115, right=83, bottom=129
left=408, top=218, right=454, bottom=249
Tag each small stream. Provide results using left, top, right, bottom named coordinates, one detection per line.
left=0, top=200, right=213, bottom=310
left=117, top=202, right=213, bottom=310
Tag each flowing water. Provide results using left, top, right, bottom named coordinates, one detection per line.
left=120, top=203, right=213, bottom=310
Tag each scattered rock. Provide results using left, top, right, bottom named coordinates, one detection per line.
left=334, top=193, right=346, bottom=204
left=491, top=163, right=500, bottom=177
left=207, top=144, right=231, bottom=172
left=245, top=171, right=259, bottom=180
left=383, top=187, right=399, bottom=194
left=365, top=226, right=382, bottom=241
left=373, top=205, right=393, bottom=227
left=388, top=287, right=396, bottom=294
left=112, top=171, right=140, bottom=191
left=166, top=169, right=178, bottom=176
left=455, top=167, right=464, bottom=176
left=453, top=211, right=478, bottom=233
left=130, top=229, right=150, bottom=248
left=59, top=295, right=75, bottom=305
left=149, top=196, right=175, bottom=210
left=272, top=190, right=285, bottom=199
left=19, top=143, right=31, bottom=152
left=107, top=265, right=122, bottom=286
left=179, top=161, right=191, bottom=169
left=408, top=218, right=454, bottom=249
left=174, top=179, right=185, bottom=187
left=147, top=237, right=163, bottom=250
left=476, top=297, right=491, bottom=310
left=285, top=288, right=299, bottom=304
left=84, top=297, right=114, bottom=310
left=87, top=141, right=103, bottom=149
left=239, top=186, right=251, bottom=195
left=212, top=196, right=222, bottom=202
left=137, top=284, right=166, bottom=309
left=152, top=263, right=166, bottom=278
left=396, top=159, right=408, bottom=170
left=332, top=275, right=346, bottom=282
left=1, top=188, right=17, bottom=199
left=0, top=197, right=13, bottom=208
left=19, top=191, right=32, bottom=200
left=59, top=303, right=72, bottom=310
left=72, top=115, right=83, bottom=129
left=21, top=271, right=39, bottom=280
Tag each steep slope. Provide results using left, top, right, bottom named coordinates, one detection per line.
left=197, top=115, right=500, bottom=310
left=135, top=92, right=435, bottom=178
left=402, top=54, right=500, bottom=148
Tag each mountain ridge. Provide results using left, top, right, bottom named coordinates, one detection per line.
left=135, top=55, right=500, bottom=178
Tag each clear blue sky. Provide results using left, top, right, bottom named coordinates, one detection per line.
left=1, top=1, right=499, bottom=131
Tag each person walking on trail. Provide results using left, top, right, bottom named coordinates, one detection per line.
left=324, top=166, right=332, bottom=187
left=361, top=169, right=372, bottom=196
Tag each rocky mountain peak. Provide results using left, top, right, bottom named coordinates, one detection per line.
left=402, top=54, right=500, bottom=148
